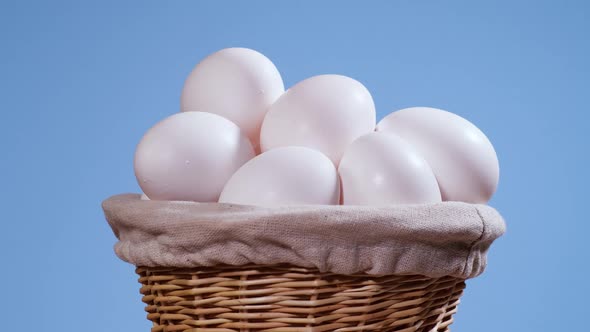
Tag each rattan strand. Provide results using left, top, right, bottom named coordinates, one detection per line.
left=137, top=264, right=465, bottom=332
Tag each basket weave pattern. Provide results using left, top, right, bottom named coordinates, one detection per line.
left=137, top=264, right=465, bottom=332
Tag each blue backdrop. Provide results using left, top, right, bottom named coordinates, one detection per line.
left=1, top=1, right=588, bottom=331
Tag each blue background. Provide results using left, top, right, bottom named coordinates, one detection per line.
left=1, top=1, right=588, bottom=331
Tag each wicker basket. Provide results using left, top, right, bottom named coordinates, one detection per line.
left=137, top=264, right=466, bottom=332
left=103, top=194, right=505, bottom=331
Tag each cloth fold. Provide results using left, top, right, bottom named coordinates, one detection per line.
left=102, top=193, right=505, bottom=279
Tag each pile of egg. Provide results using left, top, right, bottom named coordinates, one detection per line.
left=135, top=48, right=499, bottom=207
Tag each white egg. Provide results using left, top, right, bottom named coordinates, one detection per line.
left=219, top=146, right=340, bottom=207
left=338, top=132, right=441, bottom=205
left=140, top=193, right=150, bottom=200
left=134, top=112, right=255, bottom=202
left=377, top=107, right=499, bottom=203
left=180, top=47, right=284, bottom=151
left=260, top=74, right=376, bottom=165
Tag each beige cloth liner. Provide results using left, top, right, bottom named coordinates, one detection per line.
left=102, top=193, right=505, bottom=279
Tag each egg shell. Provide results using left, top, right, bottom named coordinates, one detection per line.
left=338, top=132, right=441, bottom=205
left=260, top=74, right=376, bottom=164
left=219, top=146, right=340, bottom=207
left=134, top=112, right=255, bottom=202
left=377, top=107, right=499, bottom=203
left=180, top=47, right=284, bottom=151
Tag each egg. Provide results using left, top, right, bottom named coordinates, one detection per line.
left=140, top=193, right=150, bottom=200
left=338, top=132, right=441, bottom=205
left=260, top=74, right=376, bottom=165
left=180, top=47, right=284, bottom=151
left=219, top=146, right=340, bottom=207
left=134, top=112, right=255, bottom=202
left=377, top=107, right=499, bottom=203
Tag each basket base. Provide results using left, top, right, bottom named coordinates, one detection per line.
left=136, top=264, right=465, bottom=332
